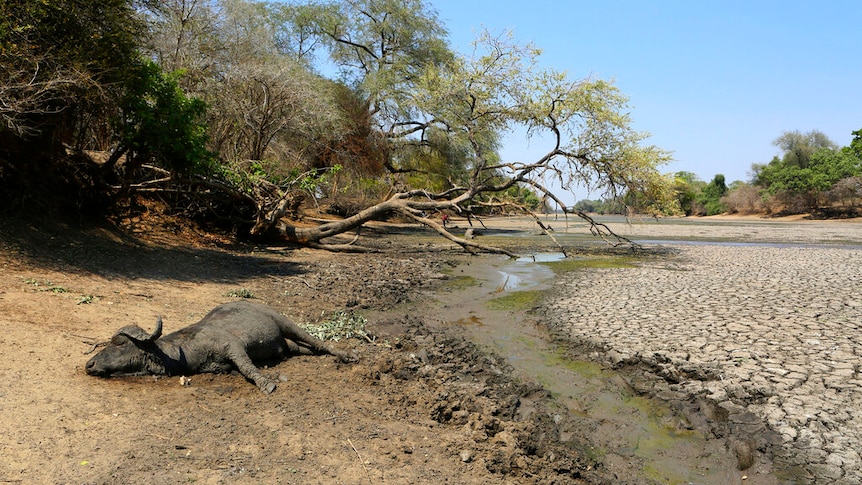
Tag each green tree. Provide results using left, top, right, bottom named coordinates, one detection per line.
left=573, top=199, right=598, bottom=213
left=292, top=0, right=474, bottom=186
left=105, top=59, right=211, bottom=178
left=141, top=0, right=223, bottom=88
left=696, top=174, right=728, bottom=215
left=142, top=0, right=345, bottom=165
left=772, top=130, right=838, bottom=168
left=751, top=130, right=848, bottom=213
left=3, top=0, right=673, bottom=253
left=671, top=171, right=706, bottom=215
left=299, top=0, right=454, bottom=133
left=819, top=130, right=862, bottom=212
left=753, top=145, right=858, bottom=213
left=0, top=0, right=149, bottom=213
left=849, top=129, right=862, bottom=160
left=247, top=29, right=673, bottom=252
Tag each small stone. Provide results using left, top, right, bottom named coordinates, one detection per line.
left=733, top=438, right=756, bottom=470
left=460, top=450, right=473, bottom=463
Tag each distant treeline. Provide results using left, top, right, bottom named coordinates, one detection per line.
left=576, top=129, right=862, bottom=218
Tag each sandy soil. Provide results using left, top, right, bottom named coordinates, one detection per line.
left=0, top=216, right=602, bottom=485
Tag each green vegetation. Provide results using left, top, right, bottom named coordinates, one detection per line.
left=540, top=256, right=637, bottom=275
left=696, top=174, right=728, bottom=216
left=441, top=275, right=480, bottom=291
left=225, top=288, right=255, bottom=298
left=301, top=311, right=371, bottom=342
left=541, top=347, right=606, bottom=378
left=24, top=278, right=69, bottom=293
left=750, top=130, right=862, bottom=215
left=571, top=198, right=626, bottom=215
left=110, top=59, right=212, bottom=176
left=487, top=290, right=544, bottom=311
left=2, top=1, right=856, bottom=233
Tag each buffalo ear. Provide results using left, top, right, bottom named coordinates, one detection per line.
left=118, top=317, right=162, bottom=343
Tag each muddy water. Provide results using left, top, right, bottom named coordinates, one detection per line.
left=434, top=254, right=779, bottom=484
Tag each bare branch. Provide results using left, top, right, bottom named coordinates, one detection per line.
left=575, top=211, right=640, bottom=247
left=518, top=178, right=637, bottom=247
left=0, top=61, right=92, bottom=137
left=399, top=209, right=518, bottom=258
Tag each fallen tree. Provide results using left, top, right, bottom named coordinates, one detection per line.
left=238, top=31, right=673, bottom=254
left=100, top=31, right=672, bottom=255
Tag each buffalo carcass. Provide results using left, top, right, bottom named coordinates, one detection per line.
left=86, top=301, right=351, bottom=393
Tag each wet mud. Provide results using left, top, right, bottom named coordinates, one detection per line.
left=424, top=253, right=780, bottom=484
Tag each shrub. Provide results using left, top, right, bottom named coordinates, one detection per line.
left=721, top=184, right=763, bottom=214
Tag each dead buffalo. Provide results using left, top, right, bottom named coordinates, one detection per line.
left=85, top=301, right=350, bottom=393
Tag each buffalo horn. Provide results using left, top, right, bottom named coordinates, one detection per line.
left=149, top=316, right=163, bottom=341
left=118, top=317, right=163, bottom=343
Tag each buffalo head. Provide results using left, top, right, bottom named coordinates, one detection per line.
left=85, top=317, right=163, bottom=377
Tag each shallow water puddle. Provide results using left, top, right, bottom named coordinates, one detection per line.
left=496, top=253, right=562, bottom=291
left=439, top=253, right=775, bottom=484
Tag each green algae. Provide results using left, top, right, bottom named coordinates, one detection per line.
left=541, top=346, right=606, bottom=378
left=441, top=274, right=480, bottom=291
left=486, top=289, right=544, bottom=311
left=540, top=256, right=637, bottom=275
left=533, top=345, right=704, bottom=482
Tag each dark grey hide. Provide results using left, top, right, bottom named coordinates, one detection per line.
left=86, top=301, right=348, bottom=393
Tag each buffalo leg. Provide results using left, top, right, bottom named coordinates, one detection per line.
left=226, top=343, right=276, bottom=394
left=274, top=317, right=350, bottom=361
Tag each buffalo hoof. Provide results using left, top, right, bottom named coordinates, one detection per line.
left=336, top=351, right=358, bottom=364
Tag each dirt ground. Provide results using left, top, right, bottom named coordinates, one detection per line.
left=0, top=215, right=608, bottom=484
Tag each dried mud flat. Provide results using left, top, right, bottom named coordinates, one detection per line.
left=546, top=215, right=862, bottom=484
left=0, top=217, right=605, bottom=485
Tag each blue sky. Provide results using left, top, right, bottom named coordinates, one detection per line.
left=429, top=0, right=861, bottom=189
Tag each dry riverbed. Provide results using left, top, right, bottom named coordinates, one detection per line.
left=0, top=214, right=859, bottom=483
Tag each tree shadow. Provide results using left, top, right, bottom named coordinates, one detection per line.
left=0, top=217, right=306, bottom=284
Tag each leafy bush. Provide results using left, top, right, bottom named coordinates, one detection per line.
left=696, top=174, right=728, bottom=215
left=301, top=312, right=371, bottom=342
left=113, top=59, right=212, bottom=174
left=225, top=288, right=255, bottom=298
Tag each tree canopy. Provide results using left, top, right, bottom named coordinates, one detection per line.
left=750, top=130, right=862, bottom=214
